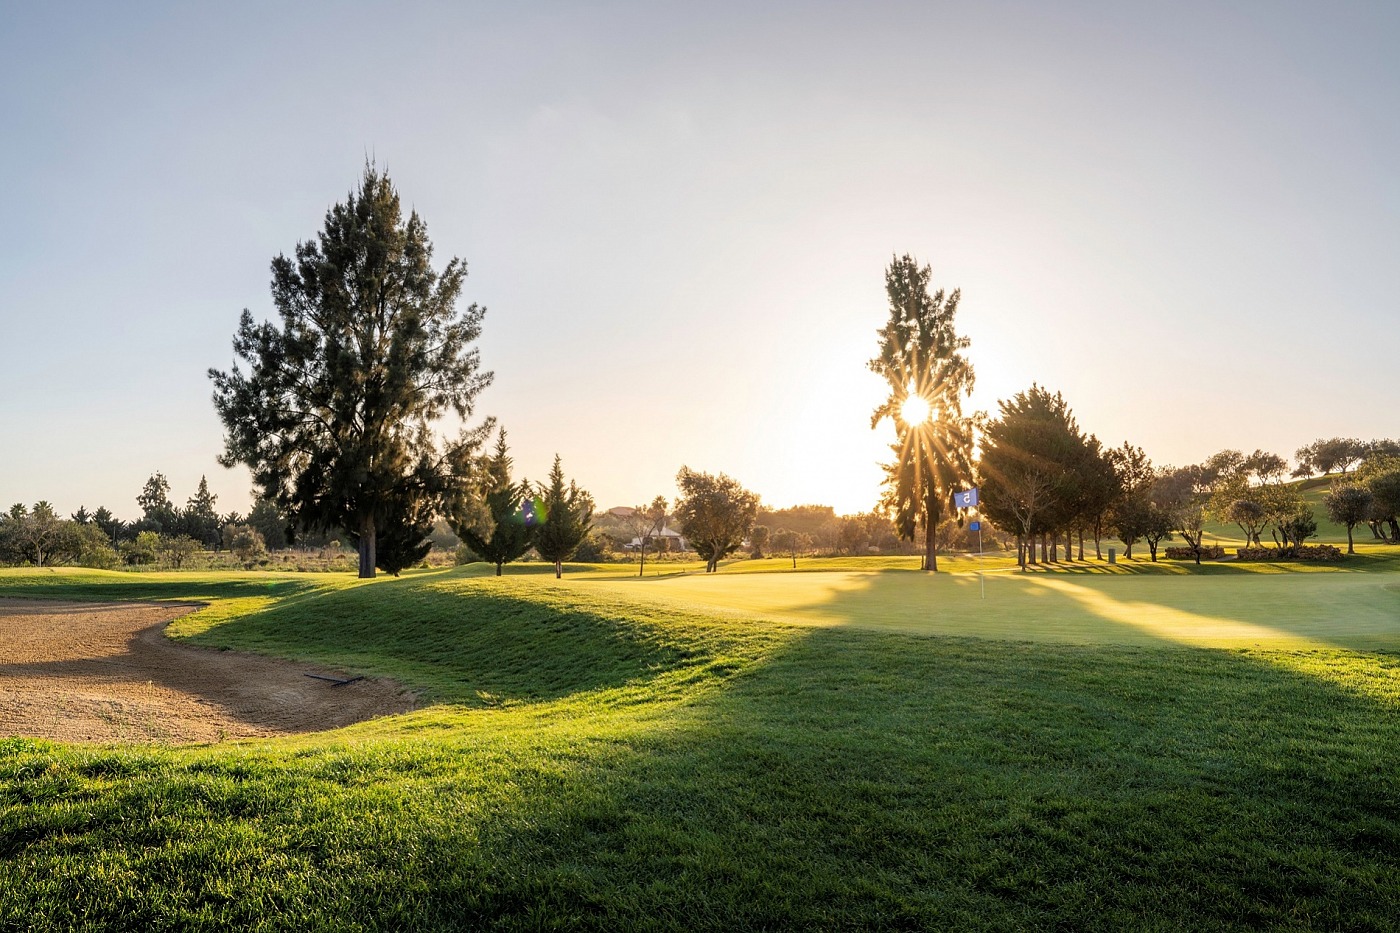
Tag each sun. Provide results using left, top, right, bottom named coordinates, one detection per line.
left=900, top=393, right=931, bottom=426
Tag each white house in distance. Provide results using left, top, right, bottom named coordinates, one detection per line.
left=606, top=506, right=690, bottom=552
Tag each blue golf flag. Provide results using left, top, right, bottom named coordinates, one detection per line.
left=955, top=488, right=979, bottom=509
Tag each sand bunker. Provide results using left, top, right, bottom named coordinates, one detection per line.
left=0, top=598, right=415, bottom=744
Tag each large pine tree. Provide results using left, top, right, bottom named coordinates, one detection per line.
left=210, top=165, right=493, bottom=577
left=868, top=255, right=975, bottom=571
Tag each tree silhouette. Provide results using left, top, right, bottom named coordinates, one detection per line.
left=869, top=255, right=975, bottom=571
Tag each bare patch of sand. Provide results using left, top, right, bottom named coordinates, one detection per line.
left=0, top=598, right=415, bottom=744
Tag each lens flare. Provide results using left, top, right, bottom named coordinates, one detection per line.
left=900, top=394, right=931, bottom=425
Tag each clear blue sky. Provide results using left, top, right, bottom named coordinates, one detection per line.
left=2, top=1, right=1396, bottom=520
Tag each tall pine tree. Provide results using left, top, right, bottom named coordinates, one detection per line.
left=868, top=255, right=976, bottom=571
left=210, top=165, right=493, bottom=577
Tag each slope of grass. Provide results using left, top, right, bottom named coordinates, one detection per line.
left=1199, top=474, right=1377, bottom=545
left=2, top=561, right=1400, bottom=929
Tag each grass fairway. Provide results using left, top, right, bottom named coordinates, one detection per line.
left=2, top=557, right=1400, bottom=930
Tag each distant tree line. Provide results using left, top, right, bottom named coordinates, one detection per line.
left=975, top=385, right=1400, bottom=568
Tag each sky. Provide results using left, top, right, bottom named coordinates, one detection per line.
left=1, top=1, right=1397, bottom=520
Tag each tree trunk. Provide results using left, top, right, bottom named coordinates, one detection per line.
left=791, top=551, right=796, bottom=569
left=1347, top=526, right=1354, bottom=554
left=357, top=518, right=376, bottom=579
left=555, top=559, right=563, bottom=578
left=1094, top=528, right=1102, bottom=561
left=495, top=561, right=503, bottom=576
left=923, top=491, right=939, bottom=572
left=638, top=544, right=646, bottom=578
left=1077, top=529, right=1085, bottom=561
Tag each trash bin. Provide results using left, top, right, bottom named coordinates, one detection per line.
left=1108, top=548, right=1117, bottom=565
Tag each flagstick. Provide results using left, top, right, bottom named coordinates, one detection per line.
left=976, top=503, right=984, bottom=599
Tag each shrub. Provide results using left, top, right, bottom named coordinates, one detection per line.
left=75, top=524, right=120, bottom=569
left=1164, top=546, right=1226, bottom=560
left=572, top=533, right=613, bottom=563
left=225, top=525, right=267, bottom=565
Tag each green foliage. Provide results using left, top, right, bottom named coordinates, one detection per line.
left=209, top=164, right=493, bottom=578
left=120, top=531, right=160, bottom=566
left=73, top=522, right=120, bottom=569
left=452, top=430, right=535, bottom=576
left=755, top=504, right=837, bottom=549
left=1294, top=436, right=1366, bottom=477
left=675, top=467, right=759, bottom=573
left=347, top=479, right=437, bottom=577
left=136, top=471, right=176, bottom=533
left=183, top=475, right=221, bottom=547
left=91, top=506, right=125, bottom=544
left=979, top=386, right=1092, bottom=566
left=246, top=498, right=289, bottom=550
left=621, top=497, right=668, bottom=577
left=533, top=455, right=595, bottom=578
left=0, top=502, right=83, bottom=566
left=747, top=524, right=770, bottom=558
left=1359, top=456, right=1400, bottom=542
left=1324, top=484, right=1373, bottom=553
left=224, top=525, right=267, bottom=566
left=771, top=528, right=811, bottom=568
left=156, top=534, right=202, bottom=569
left=868, top=254, right=975, bottom=570
left=1277, top=505, right=1318, bottom=555
left=571, top=533, right=613, bottom=563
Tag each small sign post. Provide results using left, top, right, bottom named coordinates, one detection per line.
left=956, top=488, right=984, bottom=599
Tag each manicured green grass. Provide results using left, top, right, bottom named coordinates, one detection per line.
left=2, top=557, right=1400, bottom=930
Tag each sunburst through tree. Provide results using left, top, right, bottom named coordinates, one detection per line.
left=868, top=254, right=976, bottom=571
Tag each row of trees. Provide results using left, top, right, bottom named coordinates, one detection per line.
left=975, top=391, right=1299, bottom=565
left=868, top=254, right=1399, bottom=570
left=60, top=473, right=293, bottom=552
left=453, top=433, right=595, bottom=578
left=0, top=501, right=274, bottom=569
left=1293, top=437, right=1400, bottom=478
left=457, top=433, right=770, bottom=578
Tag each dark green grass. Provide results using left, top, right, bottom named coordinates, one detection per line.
left=3, top=568, right=1400, bottom=930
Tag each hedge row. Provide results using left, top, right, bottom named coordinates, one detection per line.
left=1236, top=545, right=1344, bottom=561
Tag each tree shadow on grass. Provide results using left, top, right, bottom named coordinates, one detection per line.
left=7, top=574, right=1400, bottom=929
left=12, top=617, right=1400, bottom=930
left=170, top=573, right=715, bottom=707
left=363, top=617, right=1400, bottom=930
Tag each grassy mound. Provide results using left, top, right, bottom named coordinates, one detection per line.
left=2, top=559, right=1400, bottom=929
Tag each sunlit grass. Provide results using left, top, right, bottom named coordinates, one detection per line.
left=2, top=558, right=1400, bottom=929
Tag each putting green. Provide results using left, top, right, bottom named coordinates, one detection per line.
left=578, top=570, right=1400, bottom=650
